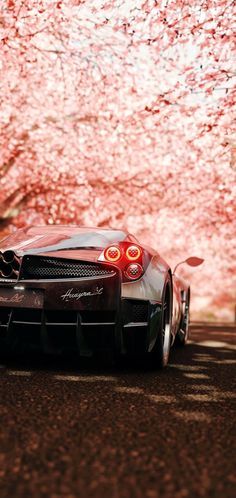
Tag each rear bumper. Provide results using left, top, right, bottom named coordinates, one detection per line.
left=0, top=269, right=120, bottom=355
left=0, top=301, right=150, bottom=357
left=0, top=307, right=119, bottom=356
left=0, top=275, right=153, bottom=357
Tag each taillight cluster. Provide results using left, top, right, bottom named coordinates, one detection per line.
left=102, top=244, right=144, bottom=281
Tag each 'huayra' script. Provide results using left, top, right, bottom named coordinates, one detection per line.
left=61, top=287, right=103, bottom=302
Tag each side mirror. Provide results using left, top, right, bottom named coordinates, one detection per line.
left=173, top=257, right=204, bottom=275
left=185, top=257, right=204, bottom=267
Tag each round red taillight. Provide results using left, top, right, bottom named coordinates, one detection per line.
left=125, top=263, right=143, bottom=280
left=104, top=246, right=121, bottom=262
left=125, top=245, right=141, bottom=261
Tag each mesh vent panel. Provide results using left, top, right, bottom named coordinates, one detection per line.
left=131, top=302, right=148, bottom=322
left=21, top=256, right=116, bottom=280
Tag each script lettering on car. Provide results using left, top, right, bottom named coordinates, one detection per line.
left=60, top=287, right=103, bottom=302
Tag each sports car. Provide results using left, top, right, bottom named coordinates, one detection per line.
left=0, top=226, right=203, bottom=367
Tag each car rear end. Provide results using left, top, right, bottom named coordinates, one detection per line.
left=0, top=236, right=158, bottom=359
left=0, top=252, right=121, bottom=357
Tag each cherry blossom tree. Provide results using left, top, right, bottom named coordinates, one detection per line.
left=0, top=0, right=235, bottom=320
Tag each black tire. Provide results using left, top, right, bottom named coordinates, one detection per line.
left=153, top=277, right=172, bottom=368
left=175, top=290, right=190, bottom=347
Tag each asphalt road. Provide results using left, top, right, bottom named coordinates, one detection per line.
left=0, top=324, right=235, bottom=498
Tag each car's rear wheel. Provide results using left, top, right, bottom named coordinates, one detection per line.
left=175, top=290, right=190, bottom=347
left=153, top=279, right=172, bottom=368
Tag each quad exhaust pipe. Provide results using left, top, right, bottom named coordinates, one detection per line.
left=0, top=251, right=21, bottom=279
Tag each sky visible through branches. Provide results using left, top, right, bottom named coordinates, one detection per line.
left=0, top=0, right=235, bottom=320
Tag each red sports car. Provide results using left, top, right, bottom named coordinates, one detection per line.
left=0, top=226, right=203, bottom=367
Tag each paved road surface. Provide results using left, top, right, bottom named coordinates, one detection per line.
left=0, top=324, right=235, bottom=498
